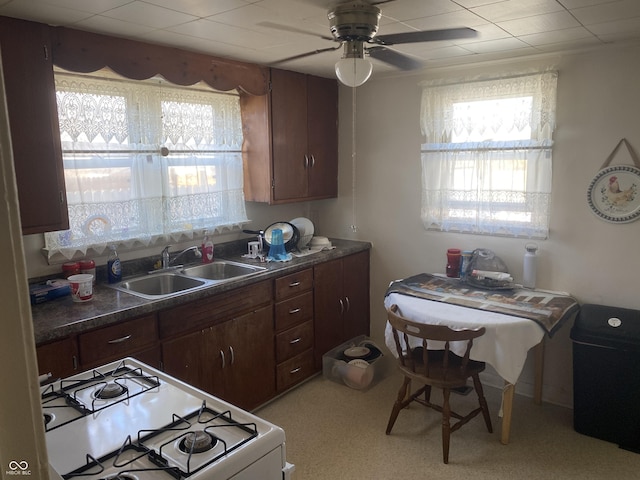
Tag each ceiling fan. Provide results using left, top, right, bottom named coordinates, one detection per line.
left=270, top=0, right=478, bottom=87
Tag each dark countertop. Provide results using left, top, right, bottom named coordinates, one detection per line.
left=32, top=238, right=371, bottom=344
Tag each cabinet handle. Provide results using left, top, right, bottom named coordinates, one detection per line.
left=289, top=337, right=302, bottom=345
left=72, top=355, right=78, bottom=371
left=108, top=334, right=132, bottom=344
left=220, top=350, right=225, bottom=369
left=289, top=281, right=301, bottom=287
left=345, top=296, right=351, bottom=313
left=229, top=346, right=235, bottom=365
left=339, top=298, right=344, bottom=314
left=310, top=155, right=316, bottom=167
left=290, top=367, right=301, bottom=374
left=304, top=155, right=309, bottom=168
left=288, top=308, right=301, bottom=315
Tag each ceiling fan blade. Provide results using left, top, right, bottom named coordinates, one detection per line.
left=271, top=45, right=343, bottom=66
left=367, top=46, right=422, bottom=71
left=373, top=27, right=477, bottom=45
left=256, top=21, right=334, bottom=41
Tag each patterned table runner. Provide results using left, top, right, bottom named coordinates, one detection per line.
left=385, top=273, right=579, bottom=336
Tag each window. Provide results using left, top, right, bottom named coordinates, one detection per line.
left=45, top=70, right=248, bottom=259
left=420, top=71, right=557, bottom=239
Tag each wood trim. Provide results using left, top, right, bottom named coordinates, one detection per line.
left=49, top=26, right=269, bottom=96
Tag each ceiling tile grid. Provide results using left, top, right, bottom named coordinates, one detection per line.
left=0, top=0, right=639, bottom=78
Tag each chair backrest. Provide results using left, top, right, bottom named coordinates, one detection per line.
left=387, top=304, right=485, bottom=375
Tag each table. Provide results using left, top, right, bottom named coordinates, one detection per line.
left=383, top=274, right=579, bottom=445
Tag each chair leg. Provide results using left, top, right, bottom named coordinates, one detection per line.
left=441, top=388, right=452, bottom=464
left=472, top=374, right=493, bottom=433
left=386, top=377, right=411, bottom=435
left=424, top=384, right=432, bottom=403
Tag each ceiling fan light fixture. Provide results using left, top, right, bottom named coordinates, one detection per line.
left=335, top=56, right=372, bottom=87
left=335, top=41, right=372, bottom=88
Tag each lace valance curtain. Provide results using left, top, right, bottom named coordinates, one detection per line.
left=45, top=72, right=248, bottom=260
left=420, top=71, right=557, bottom=239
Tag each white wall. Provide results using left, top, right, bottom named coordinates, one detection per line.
left=317, top=43, right=640, bottom=408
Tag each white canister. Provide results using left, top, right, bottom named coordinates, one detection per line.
left=523, top=243, right=538, bottom=289
left=68, top=274, right=94, bottom=302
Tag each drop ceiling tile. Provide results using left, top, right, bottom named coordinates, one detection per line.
left=462, top=36, right=531, bottom=53
left=471, top=0, right=564, bottom=23
left=498, top=11, right=581, bottom=36
left=0, top=0, right=92, bottom=24
left=570, top=0, right=640, bottom=25
left=519, top=26, right=596, bottom=46
left=405, top=9, right=489, bottom=31
left=74, top=15, right=156, bottom=38
left=36, top=0, right=132, bottom=14
left=100, top=2, right=198, bottom=29
left=587, top=16, right=640, bottom=36
left=559, top=0, right=619, bottom=8
left=142, top=0, right=251, bottom=18
left=379, top=0, right=464, bottom=22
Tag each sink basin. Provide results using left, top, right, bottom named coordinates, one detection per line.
left=180, top=260, right=266, bottom=281
left=113, top=272, right=212, bottom=300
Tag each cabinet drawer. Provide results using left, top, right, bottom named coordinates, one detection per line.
left=159, top=281, right=272, bottom=338
left=276, top=349, right=314, bottom=392
left=276, top=320, right=313, bottom=363
left=275, top=269, right=312, bottom=301
left=275, top=291, right=313, bottom=332
left=79, top=315, right=158, bottom=366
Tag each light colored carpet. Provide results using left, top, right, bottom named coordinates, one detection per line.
left=257, top=369, right=640, bottom=480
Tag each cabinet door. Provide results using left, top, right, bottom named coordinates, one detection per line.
left=37, top=337, right=78, bottom=379
left=0, top=17, right=68, bottom=234
left=162, top=329, right=209, bottom=393
left=306, top=74, right=338, bottom=199
left=313, top=252, right=371, bottom=368
left=271, top=69, right=308, bottom=201
left=221, top=306, right=275, bottom=410
left=313, top=258, right=344, bottom=368
left=342, top=250, right=370, bottom=341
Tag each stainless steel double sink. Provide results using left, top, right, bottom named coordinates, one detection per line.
left=110, top=260, right=267, bottom=300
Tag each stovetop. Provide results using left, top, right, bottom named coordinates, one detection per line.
left=42, top=358, right=286, bottom=479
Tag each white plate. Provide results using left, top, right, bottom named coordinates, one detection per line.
left=290, top=217, right=315, bottom=247
left=587, top=165, right=640, bottom=223
left=344, top=346, right=370, bottom=359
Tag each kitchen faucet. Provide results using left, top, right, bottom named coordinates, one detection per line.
left=160, top=245, right=202, bottom=269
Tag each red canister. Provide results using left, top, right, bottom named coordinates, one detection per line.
left=62, top=262, right=80, bottom=278
left=446, top=248, right=462, bottom=278
left=79, top=259, right=96, bottom=284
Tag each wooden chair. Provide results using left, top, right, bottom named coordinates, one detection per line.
left=385, top=304, right=493, bottom=464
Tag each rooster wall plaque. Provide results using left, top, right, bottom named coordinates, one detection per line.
left=587, top=139, right=640, bottom=223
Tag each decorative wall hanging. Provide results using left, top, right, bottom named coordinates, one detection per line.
left=587, top=138, right=640, bottom=223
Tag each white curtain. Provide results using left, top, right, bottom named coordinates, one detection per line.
left=45, top=72, right=248, bottom=259
left=420, top=71, right=557, bottom=239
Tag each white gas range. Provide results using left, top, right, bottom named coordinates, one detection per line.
left=41, top=358, right=294, bottom=479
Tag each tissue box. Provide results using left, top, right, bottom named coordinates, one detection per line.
left=29, top=279, right=71, bottom=305
left=322, top=335, right=391, bottom=391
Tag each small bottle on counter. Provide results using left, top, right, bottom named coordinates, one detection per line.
left=460, top=251, right=473, bottom=281
left=446, top=248, right=461, bottom=278
left=107, top=246, right=122, bottom=284
left=79, top=259, right=96, bottom=284
left=202, top=230, right=214, bottom=264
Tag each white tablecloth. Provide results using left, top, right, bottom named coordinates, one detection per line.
left=384, top=293, right=545, bottom=385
